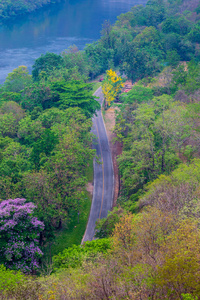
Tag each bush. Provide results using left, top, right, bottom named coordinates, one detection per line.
left=120, top=85, right=153, bottom=104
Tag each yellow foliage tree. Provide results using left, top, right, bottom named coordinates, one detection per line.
left=102, top=81, right=115, bottom=107
left=112, top=213, right=135, bottom=251
left=102, top=69, right=124, bottom=106
left=156, top=220, right=200, bottom=299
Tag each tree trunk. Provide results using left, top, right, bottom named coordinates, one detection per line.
left=58, top=218, right=62, bottom=230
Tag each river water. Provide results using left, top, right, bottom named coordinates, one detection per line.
left=0, top=0, right=146, bottom=83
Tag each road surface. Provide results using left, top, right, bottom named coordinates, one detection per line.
left=82, top=87, right=114, bottom=242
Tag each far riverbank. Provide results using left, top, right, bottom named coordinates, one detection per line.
left=0, top=0, right=146, bottom=83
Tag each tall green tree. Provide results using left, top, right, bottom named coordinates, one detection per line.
left=51, top=80, right=100, bottom=117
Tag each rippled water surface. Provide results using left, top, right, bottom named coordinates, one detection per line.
left=0, top=0, right=146, bottom=82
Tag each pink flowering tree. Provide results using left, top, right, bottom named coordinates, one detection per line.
left=0, top=198, right=44, bottom=273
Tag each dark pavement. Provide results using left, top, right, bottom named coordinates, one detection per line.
left=82, top=87, right=114, bottom=243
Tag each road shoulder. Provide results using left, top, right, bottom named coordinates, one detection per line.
left=102, top=106, right=123, bottom=206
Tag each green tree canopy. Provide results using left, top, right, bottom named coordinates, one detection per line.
left=51, top=80, right=100, bottom=117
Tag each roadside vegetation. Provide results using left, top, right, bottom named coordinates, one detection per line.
left=1, top=0, right=200, bottom=298
left=0, top=61, right=100, bottom=272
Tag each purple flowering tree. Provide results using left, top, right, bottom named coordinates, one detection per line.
left=0, top=198, right=44, bottom=273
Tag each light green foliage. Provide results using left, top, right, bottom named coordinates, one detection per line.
left=171, top=64, right=187, bottom=87
left=182, top=294, right=198, bottom=300
left=0, top=265, right=25, bottom=296
left=4, top=66, right=32, bottom=92
left=120, top=85, right=153, bottom=104
left=0, top=137, right=33, bottom=199
left=18, top=115, right=44, bottom=145
left=171, top=61, right=200, bottom=94
left=0, top=265, right=41, bottom=299
left=134, top=26, right=162, bottom=50
left=0, top=141, right=32, bottom=179
left=52, top=238, right=111, bottom=270
left=37, top=107, right=66, bottom=128
left=188, top=22, right=200, bottom=43
left=95, top=207, right=124, bottom=238
left=0, top=113, right=18, bottom=138
left=172, top=158, right=200, bottom=185
left=0, top=91, right=21, bottom=106
left=117, top=93, right=195, bottom=199
left=0, top=101, right=25, bottom=138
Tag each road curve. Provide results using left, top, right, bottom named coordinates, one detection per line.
left=82, top=87, right=114, bottom=243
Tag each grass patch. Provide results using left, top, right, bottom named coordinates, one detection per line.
left=50, top=190, right=92, bottom=257
left=102, top=107, right=107, bottom=123
left=92, top=81, right=102, bottom=93
left=86, top=158, right=94, bottom=182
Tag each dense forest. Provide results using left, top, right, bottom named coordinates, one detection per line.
left=0, top=62, right=100, bottom=270
left=0, top=0, right=59, bottom=20
left=1, top=0, right=200, bottom=299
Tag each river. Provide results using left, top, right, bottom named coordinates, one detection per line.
left=0, top=0, right=146, bottom=83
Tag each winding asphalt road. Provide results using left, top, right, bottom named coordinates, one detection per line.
left=82, top=87, right=114, bottom=243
